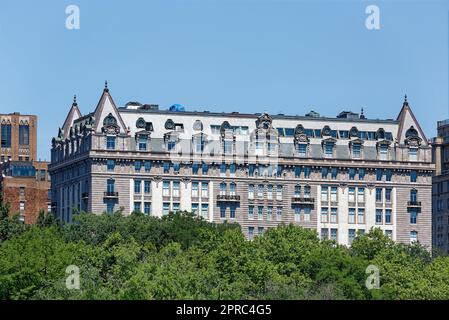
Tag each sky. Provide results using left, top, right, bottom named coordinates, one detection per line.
left=0, top=0, right=448, bottom=160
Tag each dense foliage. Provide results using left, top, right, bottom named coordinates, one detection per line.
left=0, top=197, right=448, bottom=300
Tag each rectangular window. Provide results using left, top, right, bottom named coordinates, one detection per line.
left=258, top=206, right=263, bottom=220
left=376, top=209, right=382, bottom=224
left=107, top=179, right=115, bottom=193
left=172, top=181, right=180, bottom=197
left=162, top=181, right=170, bottom=197
left=409, top=148, right=418, bottom=161
left=348, top=187, right=355, bottom=203
left=331, top=168, right=338, bottom=179
left=106, top=200, right=115, bottom=213
left=330, top=228, right=338, bottom=241
left=106, top=136, right=116, bottom=150
left=134, top=161, right=142, bottom=172
left=410, top=231, right=418, bottom=243
left=202, top=163, right=209, bottom=175
left=321, top=186, right=328, bottom=202
left=200, top=182, right=208, bottom=198
left=357, top=208, right=365, bottom=224
left=19, top=186, right=25, bottom=197
left=349, top=168, right=356, bottom=180
left=379, top=145, right=388, bottom=160
left=163, top=162, right=170, bottom=174
left=324, top=144, right=333, bottom=158
left=143, top=202, right=151, bottom=215
left=376, top=169, right=383, bottom=181
left=276, top=207, right=282, bottom=220
left=144, top=181, right=151, bottom=194
left=411, top=170, right=417, bottom=183
left=322, top=167, right=329, bottom=179
left=321, top=228, right=329, bottom=241
left=386, top=169, right=393, bottom=182
left=192, top=163, right=199, bottom=175
left=107, top=159, right=115, bottom=171
left=376, top=188, right=382, bottom=202
left=267, top=206, right=273, bottom=221
left=330, top=207, right=337, bottom=223
left=276, top=185, right=283, bottom=200
left=144, top=161, right=152, bottom=172
left=220, top=206, right=226, bottom=219
left=248, top=206, right=254, bottom=220
left=1, top=124, right=11, bottom=148
left=173, top=163, right=180, bottom=173
left=19, top=125, right=29, bottom=145
left=348, top=208, right=355, bottom=224
left=138, top=136, right=147, bottom=151
left=385, top=188, right=392, bottom=202
left=385, top=230, right=393, bottom=239
left=163, top=203, right=170, bottom=215
left=321, top=207, right=328, bottom=223
left=410, top=209, right=418, bottom=224
left=295, top=166, right=301, bottom=178
left=352, top=144, right=361, bottom=158
left=304, top=207, right=311, bottom=221
left=267, top=185, right=273, bottom=200
left=298, top=144, right=307, bottom=157
left=304, top=186, right=311, bottom=198
left=134, top=202, right=142, bottom=213
left=348, top=229, right=356, bottom=244
left=294, top=185, right=301, bottom=197
left=331, top=187, right=337, bottom=202
left=220, top=163, right=226, bottom=174
left=192, top=182, right=199, bottom=197
left=230, top=164, right=236, bottom=175
left=258, top=227, right=264, bottom=236
left=248, top=184, right=254, bottom=199
left=385, top=209, right=392, bottom=224
left=201, top=204, right=209, bottom=219
left=134, top=180, right=141, bottom=194
left=192, top=203, right=199, bottom=215
left=248, top=227, right=254, bottom=240
left=249, top=165, right=255, bottom=177
left=294, top=207, right=301, bottom=222
left=357, top=188, right=365, bottom=203
left=358, top=168, right=365, bottom=180
left=258, top=185, right=264, bottom=199
left=304, top=166, right=311, bottom=178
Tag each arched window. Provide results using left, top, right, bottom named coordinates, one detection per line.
left=103, top=113, right=117, bottom=127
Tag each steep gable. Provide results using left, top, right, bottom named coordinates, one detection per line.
left=61, top=95, right=82, bottom=139
left=396, top=95, right=428, bottom=147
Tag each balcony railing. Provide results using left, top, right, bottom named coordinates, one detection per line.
left=291, top=197, right=315, bottom=204
left=217, top=194, right=241, bottom=202
left=104, top=191, right=119, bottom=198
left=407, top=201, right=422, bottom=207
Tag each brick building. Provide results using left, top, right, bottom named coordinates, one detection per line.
left=0, top=112, right=51, bottom=223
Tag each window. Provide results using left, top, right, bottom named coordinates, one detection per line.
left=358, top=168, right=365, bottom=180
left=107, top=159, right=115, bottom=171
left=144, top=161, right=152, bottom=172
left=276, top=207, right=282, bottom=220
left=376, top=169, right=383, bottom=181
left=324, top=143, right=334, bottom=158
left=220, top=163, right=226, bottom=174
left=138, top=136, right=147, bottom=151
left=322, top=167, right=329, bottom=179
left=386, top=169, right=392, bottom=182
left=304, top=166, right=311, bottom=178
left=410, top=189, right=418, bottom=203
left=19, top=125, right=29, bottom=145
left=230, top=164, right=236, bottom=175
left=376, top=209, right=382, bottom=224
left=411, top=170, right=417, bottom=183
left=385, top=188, right=392, bottom=202
left=248, top=206, right=254, bottom=220
left=258, top=185, right=264, bottom=199
left=220, top=206, right=226, bottom=219
left=1, top=124, right=11, bottom=148
left=294, top=207, right=301, bottom=221
left=134, top=161, right=142, bottom=172
left=192, top=163, right=199, bottom=175
left=134, top=180, right=141, bottom=194
left=134, top=202, right=142, bottom=213
left=220, top=182, right=226, bottom=196
left=409, top=148, right=418, bottom=161
left=379, top=145, right=388, bottom=160
left=357, top=208, right=365, bottom=224
left=192, top=203, right=199, bottom=215
left=258, top=227, right=264, bottom=236
left=321, top=207, right=328, bottom=223
left=144, top=202, right=151, bottom=216
left=357, top=188, right=365, bottom=203
left=144, top=181, right=151, bottom=194
left=194, top=136, right=205, bottom=153
left=294, top=185, right=301, bottom=197
left=349, top=168, right=356, bottom=180
left=167, top=140, right=176, bottom=151
left=376, top=188, right=382, bottom=202
left=19, top=186, right=25, bottom=197
left=267, top=206, right=273, bottom=220
left=304, top=185, right=311, bottom=198
left=321, top=228, right=329, bottom=241
left=264, top=185, right=272, bottom=200
left=201, top=182, right=209, bottom=197
left=223, top=140, right=233, bottom=154
left=276, top=185, right=283, bottom=200
left=385, top=209, right=392, bottom=224
left=330, top=208, right=337, bottom=223
left=19, top=201, right=25, bottom=212
left=173, top=163, right=180, bottom=173
left=163, top=203, right=170, bottom=215
left=249, top=165, right=255, bottom=177
left=298, top=144, right=307, bottom=157
left=304, top=207, right=311, bottom=221
left=348, top=208, right=355, bottom=224
left=410, top=231, right=418, bottom=243
left=106, top=136, right=116, bottom=150
left=107, top=179, right=115, bottom=193
left=410, top=209, right=418, bottom=224
left=352, top=144, right=361, bottom=158
left=331, top=168, right=338, bottom=179
left=248, top=184, right=254, bottom=199
left=385, top=230, right=392, bottom=239
left=162, top=181, right=170, bottom=196
left=330, top=229, right=338, bottom=241
left=201, top=204, right=209, bottom=219
left=173, top=181, right=180, bottom=197
left=106, top=200, right=115, bottom=214
left=163, top=162, right=170, bottom=174
left=248, top=227, right=254, bottom=240
left=295, top=166, right=301, bottom=178
left=192, top=182, right=199, bottom=197
left=321, top=186, right=329, bottom=202
left=348, top=229, right=356, bottom=245
left=258, top=206, right=263, bottom=220
left=202, top=163, right=209, bottom=175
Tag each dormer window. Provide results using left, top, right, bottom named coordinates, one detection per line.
left=106, top=136, right=116, bottom=150
left=138, top=135, right=148, bottom=151
left=322, top=139, right=336, bottom=159
left=350, top=140, right=364, bottom=159
left=192, top=134, right=206, bottom=154
left=223, top=139, right=233, bottom=154
left=103, top=114, right=117, bottom=127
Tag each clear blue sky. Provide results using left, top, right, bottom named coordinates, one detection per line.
left=0, top=0, right=448, bottom=160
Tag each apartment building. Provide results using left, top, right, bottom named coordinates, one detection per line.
left=49, top=86, right=434, bottom=247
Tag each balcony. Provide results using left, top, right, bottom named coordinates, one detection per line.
left=407, top=201, right=422, bottom=207
left=104, top=191, right=119, bottom=199
left=291, top=197, right=315, bottom=205
left=217, top=194, right=241, bottom=202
